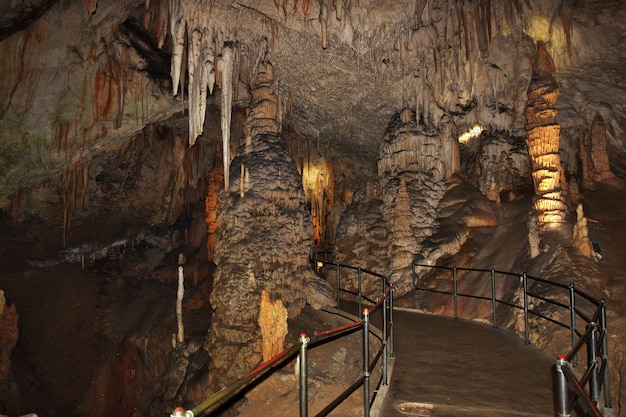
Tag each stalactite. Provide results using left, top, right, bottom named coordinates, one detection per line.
left=169, top=1, right=185, bottom=97
left=86, top=0, right=98, bottom=16
left=218, top=44, right=235, bottom=190
left=303, top=0, right=311, bottom=18
left=336, top=0, right=344, bottom=21
left=559, top=1, right=573, bottom=56
left=320, top=0, right=329, bottom=49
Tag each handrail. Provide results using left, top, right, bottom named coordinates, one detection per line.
left=411, top=262, right=612, bottom=416
left=170, top=258, right=394, bottom=417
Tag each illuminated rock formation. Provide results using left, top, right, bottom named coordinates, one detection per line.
left=524, top=42, right=567, bottom=230
left=258, top=290, right=288, bottom=362
left=572, top=204, right=594, bottom=259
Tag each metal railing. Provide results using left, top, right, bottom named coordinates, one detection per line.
left=170, top=259, right=394, bottom=417
left=411, top=263, right=612, bottom=416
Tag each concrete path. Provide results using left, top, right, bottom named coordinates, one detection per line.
left=375, top=308, right=557, bottom=417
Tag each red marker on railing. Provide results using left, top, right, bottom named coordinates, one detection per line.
left=171, top=406, right=193, bottom=417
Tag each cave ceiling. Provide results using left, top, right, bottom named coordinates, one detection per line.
left=1, top=0, right=626, bottom=204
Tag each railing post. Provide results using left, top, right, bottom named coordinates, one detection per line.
left=522, top=273, right=530, bottom=345
left=600, top=300, right=613, bottom=409
left=411, top=262, right=416, bottom=309
left=555, top=356, right=571, bottom=417
left=336, top=263, right=340, bottom=309
left=569, top=283, right=578, bottom=367
left=358, top=267, right=363, bottom=319
left=382, top=291, right=388, bottom=385
left=587, top=322, right=600, bottom=404
left=299, top=333, right=309, bottom=417
left=389, top=283, right=395, bottom=358
left=491, top=268, right=497, bottom=328
left=363, top=308, right=370, bottom=417
left=453, top=267, right=458, bottom=320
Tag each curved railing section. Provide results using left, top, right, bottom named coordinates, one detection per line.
left=170, top=261, right=394, bottom=417
left=411, top=263, right=612, bottom=416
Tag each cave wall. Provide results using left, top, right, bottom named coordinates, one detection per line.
left=1, top=0, right=626, bottom=415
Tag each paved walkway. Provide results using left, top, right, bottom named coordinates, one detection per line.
left=373, top=308, right=557, bottom=417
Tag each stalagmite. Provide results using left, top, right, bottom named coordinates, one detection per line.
left=524, top=42, right=567, bottom=231
left=218, top=44, right=235, bottom=190
left=176, top=264, right=185, bottom=345
left=580, top=113, right=614, bottom=188
left=572, top=204, right=594, bottom=259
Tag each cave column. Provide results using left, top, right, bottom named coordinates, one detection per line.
left=524, top=42, right=567, bottom=236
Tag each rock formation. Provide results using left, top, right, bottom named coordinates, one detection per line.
left=524, top=41, right=567, bottom=231
left=258, top=290, right=288, bottom=362
left=208, top=60, right=317, bottom=388
left=335, top=109, right=500, bottom=295
left=0, top=291, right=19, bottom=411
left=572, top=204, right=594, bottom=260
left=580, top=113, right=614, bottom=189
left=462, top=130, right=533, bottom=203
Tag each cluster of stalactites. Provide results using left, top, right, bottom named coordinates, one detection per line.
left=161, top=0, right=237, bottom=193
left=378, top=107, right=459, bottom=185
left=524, top=42, right=567, bottom=228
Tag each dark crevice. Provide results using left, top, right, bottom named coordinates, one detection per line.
left=0, top=0, right=59, bottom=41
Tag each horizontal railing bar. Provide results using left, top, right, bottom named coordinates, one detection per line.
left=526, top=291, right=569, bottom=310
left=414, top=286, right=453, bottom=296
left=313, top=259, right=389, bottom=282
left=338, top=288, right=378, bottom=305
left=190, top=342, right=302, bottom=416
left=369, top=288, right=392, bottom=314
left=369, top=345, right=384, bottom=374
left=457, top=292, right=491, bottom=302
left=414, top=263, right=602, bottom=306
left=314, top=375, right=366, bottom=417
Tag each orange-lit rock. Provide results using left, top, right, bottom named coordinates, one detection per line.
left=258, top=290, right=288, bottom=362
left=524, top=42, right=567, bottom=231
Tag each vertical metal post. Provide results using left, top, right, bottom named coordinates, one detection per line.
left=299, top=333, right=309, bottom=417
left=363, top=309, right=370, bottom=417
left=389, top=283, right=395, bottom=358
left=453, top=267, right=458, bottom=320
left=600, top=301, right=613, bottom=408
left=336, top=263, right=340, bottom=310
left=569, top=284, right=578, bottom=367
left=411, top=263, right=416, bottom=309
left=382, top=290, right=388, bottom=385
left=491, top=268, right=497, bottom=328
left=358, top=267, right=362, bottom=319
left=522, top=273, right=530, bottom=345
left=555, top=356, right=571, bottom=417
left=587, top=323, right=600, bottom=404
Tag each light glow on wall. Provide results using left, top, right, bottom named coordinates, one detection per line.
left=458, top=125, right=483, bottom=143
